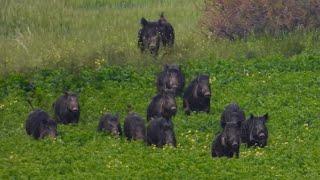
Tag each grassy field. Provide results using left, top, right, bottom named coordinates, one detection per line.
left=1, top=0, right=320, bottom=179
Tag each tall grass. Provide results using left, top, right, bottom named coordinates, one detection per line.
left=0, top=0, right=319, bottom=75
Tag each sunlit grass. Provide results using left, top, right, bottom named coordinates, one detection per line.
left=1, top=0, right=319, bottom=74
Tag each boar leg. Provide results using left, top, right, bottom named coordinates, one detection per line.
left=183, top=99, right=191, bottom=115
left=204, top=99, right=210, bottom=113
left=234, top=149, right=240, bottom=158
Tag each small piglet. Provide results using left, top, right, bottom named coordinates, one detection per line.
left=53, top=91, right=80, bottom=124
left=25, top=109, right=57, bottom=139
left=124, top=113, right=146, bottom=141
left=156, top=64, right=185, bottom=96
left=146, top=116, right=176, bottom=148
left=220, top=103, right=245, bottom=128
left=147, top=92, right=177, bottom=121
left=212, top=121, right=241, bottom=158
left=97, top=113, right=122, bottom=137
left=183, top=75, right=211, bottom=115
left=241, top=113, right=269, bottom=147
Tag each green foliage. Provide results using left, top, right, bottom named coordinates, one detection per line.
left=1, top=54, right=320, bottom=178
left=0, top=0, right=320, bottom=178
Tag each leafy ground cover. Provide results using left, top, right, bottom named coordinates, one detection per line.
left=1, top=53, right=319, bottom=178
left=0, top=0, right=320, bottom=179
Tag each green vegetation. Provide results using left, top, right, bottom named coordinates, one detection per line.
left=1, top=0, right=320, bottom=74
left=0, top=0, right=320, bottom=179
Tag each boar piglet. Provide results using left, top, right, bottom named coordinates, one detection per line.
left=156, top=64, right=185, bottom=96
left=147, top=92, right=177, bottom=121
left=241, top=113, right=269, bottom=147
left=124, top=113, right=146, bottom=141
left=212, top=121, right=241, bottom=158
left=53, top=91, right=80, bottom=124
left=97, top=113, right=122, bottom=137
left=183, top=75, right=211, bottom=115
left=146, top=117, right=176, bottom=148
left=25, top=109, right=57, bottom=139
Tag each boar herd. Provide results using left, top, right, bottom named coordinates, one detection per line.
left=24, top=13, right=269, bottom=159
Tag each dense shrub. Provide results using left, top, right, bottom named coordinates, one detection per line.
left=202, top=0, right=320, bottom=39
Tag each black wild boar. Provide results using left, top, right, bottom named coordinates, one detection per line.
left=211, top=121, right=241, bottom=158
left=146, top=117, right=176, bottom=147
left=220, top=103, right=245, bottom=128
left=146, top=92, right=177, bottom=121
left=97, top=113, right=122, bottom=137
left=53, top=92, right=80, bottom=124
left=138, top=17, right=161, bottom=55
left=183, top=75, right=211, bottom=115
left=158, top=12, right=175, bottom=48
left=138, top=13, right=175, bottom=55
left=124, top=113, right=146, bottom=141
left=156, top=64, right=185, bottom=96
left=241, top=113, right=269, bottom=147
left=25, top=109, right=57, bottom=139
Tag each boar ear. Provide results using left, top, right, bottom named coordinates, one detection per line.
left=64, top=91, right=69, bottom=97
left=263, top=113, right=269, bottom=122
left=126, top=104, right=133, bottom=113
left=115, top=113, right=120, bottom=120
left=196, top=76, right=202, bottom=83
left=164, top=64, right=169, bottom=70
left=160, top=12, right=164, bottom=18
left=159, top=12, right=167, bottom=24
left=140, top=18, right=148, bottom=26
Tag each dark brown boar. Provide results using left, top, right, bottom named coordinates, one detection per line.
left=97, top=113, right=122, bottom=138
left=158, top=12, right=175, bottom=48
left=156, top=64, right=185, bottom=96
left=220, top=103, right=245, bottom=128
left=138, top=12, right=175, bottom=56
left=212, top=121, right=241, bottom=158
left=124, top=112, right=146, bottom=141
left=25, top=109, right=57, bottom=139
left=183, top=75, right=211, bottom=115
left=146, top=92, right=177, bottom=121
left=241, top=113, right=269, bottom=147
left=53, top=92, right=80, bottom=124
left=146, top=116, right=176, bottom=148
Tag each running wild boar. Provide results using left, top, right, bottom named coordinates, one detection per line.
left=53, top=92, right=80, bottom=124
left=183, top=75, right=211, bottom=115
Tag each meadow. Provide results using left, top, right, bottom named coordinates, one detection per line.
left=1, top=0, right=320, bottom=178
